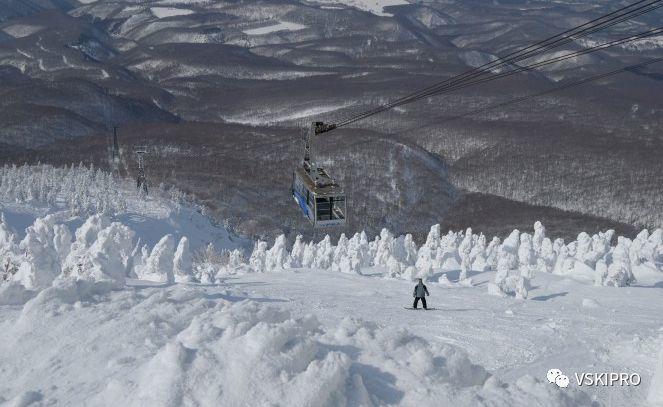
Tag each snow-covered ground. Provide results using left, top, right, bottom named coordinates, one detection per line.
left=1, top=24, right=44, bottom=39
left=150, top=7, right=195, bottom=19
left=308, top=0, right=409, bottom=17
left=1, top=164, right=661, bottom=406
left=222, top=103, right=353, bottom=125
left=242, top=21, right=308, bottom=36
left=222, top=269, right=663, bottom=406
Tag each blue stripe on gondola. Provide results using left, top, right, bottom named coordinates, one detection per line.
left=293, top=190, right=312, bottom=220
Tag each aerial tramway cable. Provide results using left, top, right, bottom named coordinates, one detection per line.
left=291, top=0, right=663, bottom=226
left=329, top=0, right=663, bottom=130
left=436, top=57, right=663, bottom=125
left=373, top=26, right=663, bottom=109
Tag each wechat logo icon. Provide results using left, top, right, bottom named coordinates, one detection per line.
left=547, top=369, right=570, bottom=388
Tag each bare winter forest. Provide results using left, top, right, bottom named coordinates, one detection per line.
left=0, top=0, right=661, bottom=241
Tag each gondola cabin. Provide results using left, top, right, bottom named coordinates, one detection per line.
left=292, top=165, right=346, bottom=227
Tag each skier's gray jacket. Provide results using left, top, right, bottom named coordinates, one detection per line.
left=413, top=283, right=429, bottom=298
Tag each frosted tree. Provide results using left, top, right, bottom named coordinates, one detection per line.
left=265, top=235, right=288, bottom=271
left=76, top=223, right=135, bottom=286
left=63, top=215, right=111, bottom=276
left=0, top=215, right=19, bottom=283
left=487, top=255, right=511, bottom=297
left=401, top=234, right=419, bottom=266
left=345, top=233, right=367, bottom=273
left=332, top=234, right=349, bottom=267
left=192, top=243, right=222, bottom=282
left=140, top=235, right=176, bottom=283
left=458, top=228, right=473, bottom=281
left=518, top=233, right=535, bottom=278
left=53, top=224, right=73, bottom=263
left=14, top=217, right=61, bottom=289
left=594, top=259, right=608, bottom=286
left=537, top=237, right=556, bottom=273
left=459, top=254, right=471, bottom=281
left=553, top=245, right=574, bottom=275
left=374, top=228, right=394, bottom=266
left=629, top=229, right=663, bottom=268
left=532, top=221, right=546, bottom=254
left=437, top=231, right=461, bottom=267
left=486, top=236, right=501, bottom=271
left=386, top=256, right=402, bottom=278
left=314, top=235, right=334, bottom=269
left=416, top=224, right=441, bottom=273
left=227, top=250, right=246, bottom=269
left=131, top=243, right=150, bottom=279
left=488, top=252, right=529, bottom=299
left=469, top=234, right=488, bottom=271
left=249, top=241, right=268, bottom=272
left=173, top=237, right=194, bottom=282
left=358, top=231, right=371, bottom=268
left=286, top=235, right=305, bottom=268
left=301, top=242, right=317, bottom=269
left=603, top=237, right=636, bottom=287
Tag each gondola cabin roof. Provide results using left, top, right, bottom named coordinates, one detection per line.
left=294, top=166, right=344, bottom=197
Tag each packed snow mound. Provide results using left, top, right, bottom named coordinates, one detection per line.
left=0, top=283, right=592, bottom=406
left=239, top=221, right=661, bottom=292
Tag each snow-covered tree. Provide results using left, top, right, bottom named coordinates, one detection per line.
left=140, top=235, right=176, bottom=283
left=249, top=241, right=268, bottom=272
left=76, top=223, right=135, bottom=286
left=173, top=237, right=193, bottom=282
left=265, top=235, right=288, bottom=271
left=601, top=237, right=636, bottom=287
left=14, top=216, right=61, bottom=289
left=286, top=235, right=305, bottom=268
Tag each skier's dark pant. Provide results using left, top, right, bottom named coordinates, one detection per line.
left=413, top=297, right=427, bottom=309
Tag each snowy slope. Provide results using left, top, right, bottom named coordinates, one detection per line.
left=0, top=164, right=245, bottom=251
left=243, top=21, right=308, bottom=36
left=0, top=165, right=662, bottom=406
left=0, top=278, right=596, bottom=407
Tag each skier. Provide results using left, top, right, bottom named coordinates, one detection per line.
left=412, top=278, right=429, bottom=309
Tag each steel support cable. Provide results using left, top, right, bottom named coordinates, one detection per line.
left=335, top=0, right=663, bottom=127
left=372, top=26, right=663, bottom=108
left=435, top=57, right=663, bottom=125
left=337, top=11, right=663, bottom=127
left=337, top=26, right=663, bottom=127
left=333, top=0, right=663, bottom=128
